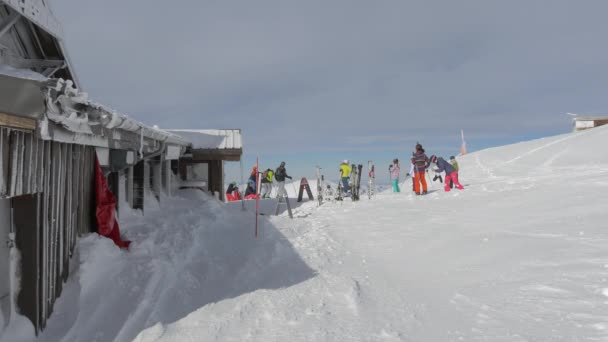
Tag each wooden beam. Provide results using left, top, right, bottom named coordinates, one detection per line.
left=0, top=112, right=36, bottom=130
left=192, top=148, right=242, bottom=161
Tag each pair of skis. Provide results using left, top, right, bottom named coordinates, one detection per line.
left=367, top=161, right=375, bottom=200
left=350, top=163, right=363, bottom=201
left=316, top=168, right=337, bottom=204
left=316, top=166, right=323, bottom=206
left=336, top=175, right=344, bottom=201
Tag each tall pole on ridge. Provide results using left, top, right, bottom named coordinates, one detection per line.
left=460, top=129, right=467, bottom=156
left=239, top=158, right=245, bottom=211
left=255, top=156, right=260, bottom=238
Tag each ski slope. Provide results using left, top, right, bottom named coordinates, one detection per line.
left=2, top=126, right=608, bottom=342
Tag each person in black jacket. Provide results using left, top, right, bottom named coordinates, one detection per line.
left=430, top=155, right=464, bottom=192
left=274, top=161, right=292, bottom=198
left=245, top=179, right=257, bottom=197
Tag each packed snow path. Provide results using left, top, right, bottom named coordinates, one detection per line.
left=2, top=126, right=608, bottom=342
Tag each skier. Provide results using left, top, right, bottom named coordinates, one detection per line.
left=274, top=161, right=292, bottom=198
left=430, top=155, right=464, bottom=192
left=390, top=158, right=400, bottom=192
left=407, top=156, right=416, bottom=193
left=432, top=158, right=443, bottom=184
left=260, top=168, right=274, bottom=198
left=244, top=179, right=258, bottom=199
left=448, top=156, right=459, bottom=189
left=248, top=166, right=258, bottom=193
left=225, top=182, right=241, bottom=202
left=339, top=160, right=352, bottom=195
left=411, top=143, right=430, bottom=195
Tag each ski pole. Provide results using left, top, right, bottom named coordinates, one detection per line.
left=291, top=181, right=298, bottom=198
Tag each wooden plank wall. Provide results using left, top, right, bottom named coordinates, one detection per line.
left=1, top=127, right=96, bottom=332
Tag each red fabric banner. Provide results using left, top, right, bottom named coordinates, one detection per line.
left=94, top=157, right=131, bottom=249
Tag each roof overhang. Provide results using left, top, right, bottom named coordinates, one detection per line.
left=574, top=117, right=608, bottom=121
left=168, top=129, right=243, bottom=161
left=190, top=148, right=242, bottom=161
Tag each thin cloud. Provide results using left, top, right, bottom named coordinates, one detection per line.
left=53, top=0, right=608, bottom=160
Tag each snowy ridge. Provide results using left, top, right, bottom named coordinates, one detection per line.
left=1, top=126, right=607, bottom=341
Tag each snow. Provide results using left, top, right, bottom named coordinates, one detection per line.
left=2, top=126, right=608, bottom=341
left=166, top=129, right=242, bottom=150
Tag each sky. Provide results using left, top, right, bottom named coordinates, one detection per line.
left=51, top=0, right=608, bottom=183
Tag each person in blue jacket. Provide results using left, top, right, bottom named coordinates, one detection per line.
left=429, top=155, right=464, bottom=192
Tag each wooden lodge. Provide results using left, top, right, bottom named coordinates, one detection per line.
left=168, top=129, right=243, bottom=201
left=0, top=0, right=249, bottom=334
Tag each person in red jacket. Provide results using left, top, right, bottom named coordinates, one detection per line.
left=225, top=182, right=242, bottom=201
left=411, top=143, right=429, bottom=195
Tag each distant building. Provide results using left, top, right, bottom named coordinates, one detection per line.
left=573, top=117, right=608, bottom=132
left=167, top=129, right=243, bottom=201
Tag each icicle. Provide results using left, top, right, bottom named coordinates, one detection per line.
left=0, top=128, right=5, bottom=196
left=8, top=233, right=19, bottom=325
left=139, top=127, right=144, bottom=158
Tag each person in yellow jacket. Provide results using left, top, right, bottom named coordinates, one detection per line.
left=339, top=160, right=352, bottom=194
left=260, top=168, right=274, bottom=198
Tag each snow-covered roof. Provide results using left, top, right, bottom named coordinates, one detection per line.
left=39, top=78, right=190, bottom=146
left=167, top=129, right=242, bottom=150
left=574, top=116, right=608, bottom=121
left=0, top=72, right=189, bottom=149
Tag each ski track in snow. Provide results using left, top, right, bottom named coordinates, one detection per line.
left=2, top=126, right=608, bottom=342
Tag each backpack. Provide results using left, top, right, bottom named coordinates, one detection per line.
left=267, top=170, right=274, bottom=182
left=275, top=167, right=286, bottom=181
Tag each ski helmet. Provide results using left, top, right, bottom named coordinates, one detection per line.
left=430, top=155, right=437, bottom=164
left=343, top=159, right=349, bottom=164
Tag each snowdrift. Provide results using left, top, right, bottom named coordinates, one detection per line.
left=4, top=190, right=314, bottom=342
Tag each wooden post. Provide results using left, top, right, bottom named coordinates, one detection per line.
left=133, top=160, right=145, bottom=211
left=126, top=166, right=134, bottom=209
left=163, top=161, right=172, bottom=196
left=152, top=159, right=162, bottom=202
